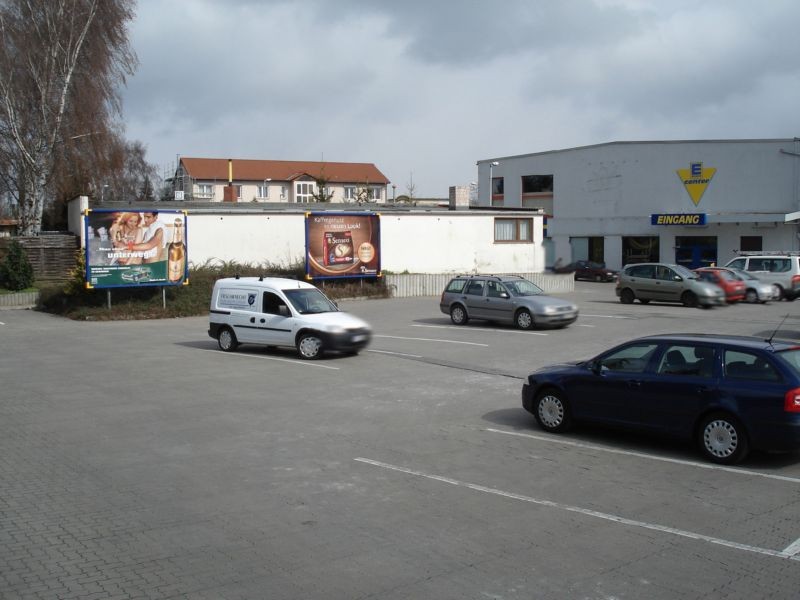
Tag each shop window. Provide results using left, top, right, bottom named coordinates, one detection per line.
left=622, top=236, right=659, bottom=264
left=495, top=218, right=532, bottom=242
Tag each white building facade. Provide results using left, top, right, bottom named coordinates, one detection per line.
left=478, top=139, right=800, bottom=270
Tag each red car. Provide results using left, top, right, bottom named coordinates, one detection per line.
left=694, top=268, right=746, bottom=303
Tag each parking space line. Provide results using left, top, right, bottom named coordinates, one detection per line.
left=354, top=457, right=799, bottom=562
left=200, top=348, right=340, bottom=370
left=374, top=334, right=489, bottom=346
left=580, top=313, right=635, bottom=319
left=783, top=538, right=800, bottom=557
left=485, top=428, right=800, bottom=484
left=576, top=323, right=596, bottom=327
left=368, top=349, right=423, bottom=358
left=412, top=324, right=548, bottom=337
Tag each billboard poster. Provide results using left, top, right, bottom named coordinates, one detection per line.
left=84, top=209, right=188, bottom=289
left=305, top=212, right=381, bottom=279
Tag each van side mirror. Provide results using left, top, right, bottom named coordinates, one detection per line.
left=500, top=292, right=509, bottom=299
left=279, top=305, right=290, bottom=317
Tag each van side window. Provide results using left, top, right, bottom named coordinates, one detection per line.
left=263, top=291, right=289, bottom=316
left=727, top=258, right=746, bottom=269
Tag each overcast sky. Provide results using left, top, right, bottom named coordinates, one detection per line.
left=122, top=0, right=800, bottom=197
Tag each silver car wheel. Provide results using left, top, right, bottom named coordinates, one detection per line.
left=515, top=309, right=534, bottom=330
left=537, top=394, right=564, bottom=429
left=297, top=334, right=323, bottom=359
left=450, top=304, right=468, bottom=325
left=744, top=289, right=758, bottom=303
left=702, top=419, right=738, bottom=458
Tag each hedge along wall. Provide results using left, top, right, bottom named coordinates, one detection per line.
left=0, top=235, right=79, bottom=282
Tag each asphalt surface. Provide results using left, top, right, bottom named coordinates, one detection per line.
left=2, top=282, right=800, bottom=599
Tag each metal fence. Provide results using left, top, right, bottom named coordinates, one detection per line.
left=384, top=272, right=575, bottom=298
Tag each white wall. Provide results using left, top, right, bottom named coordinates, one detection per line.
left=68, top=200, right=545, bottom=275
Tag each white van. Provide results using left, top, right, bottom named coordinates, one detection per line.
left=208, top=276, right=372, bottom=359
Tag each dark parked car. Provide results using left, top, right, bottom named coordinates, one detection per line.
left=440, top=274, right=578, bottom=329
left=568, top=260, right=617, bottom=282
left=521, top=334, right=800, bottom=464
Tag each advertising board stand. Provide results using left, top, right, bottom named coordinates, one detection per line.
left=83, top=209, right=189, bottom=308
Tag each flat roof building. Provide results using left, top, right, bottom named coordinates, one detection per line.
left=478, top=139, right=800, bottom=270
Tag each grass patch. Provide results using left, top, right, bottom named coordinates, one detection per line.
left=36, top=260, right=390, bottom=321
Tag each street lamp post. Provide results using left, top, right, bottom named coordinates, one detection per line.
left=488, top=161, right=499, bottom=205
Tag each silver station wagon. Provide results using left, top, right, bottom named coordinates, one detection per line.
left=616, top=263, right=725, bottom=308
left=439, top=275, right=579, bottom=329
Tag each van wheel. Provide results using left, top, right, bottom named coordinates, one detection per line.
left=772, top=284, right=784, bottom=300
left=218, top=327, right=238, bottom=352
left=297, top=333, right=323, bottom=359
left=620, top=288, right=635, bottom=304
left=681, top=291, right=698, bottom=307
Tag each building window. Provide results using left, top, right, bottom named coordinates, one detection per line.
left=491, top=177, right=504, bottom=207
left=740, top=236, right=762, bottom=252
left=196, top=184, right=213, bottom=199
left=622, top=236, right=659, bottom=264
left=295, top=182, right=314, bottom=203
left=495, top=218, right=532, bottom=242
left=521, top=175, right=553, bottom=194
left=235, top=185, right=242, bottom=200
left=258, top=184, right=269, bottom=199
left=369, top=187, right=381, bottom=201
left=344, top=186, right=356, bottom=200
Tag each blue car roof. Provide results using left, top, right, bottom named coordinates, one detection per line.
left=633, top=333, right=798, bottom=352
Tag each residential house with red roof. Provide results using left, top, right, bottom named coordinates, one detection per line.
left=174, top=157, right=391, bottom=204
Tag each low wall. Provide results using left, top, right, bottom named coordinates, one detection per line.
left=0, top=290, right=39, bottom=309
left=384, top=272, right=574, bottom=297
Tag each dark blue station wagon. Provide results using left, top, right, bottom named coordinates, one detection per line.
left=521, top=334, right=800, bottom=464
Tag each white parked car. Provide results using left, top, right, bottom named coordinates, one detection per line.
left=208, top=277, right=371, bottom=359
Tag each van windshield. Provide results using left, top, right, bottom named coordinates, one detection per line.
left=284, top=288, right=338, bottom=314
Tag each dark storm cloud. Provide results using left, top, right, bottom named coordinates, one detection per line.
left=123, top=1, right=800, bottom=195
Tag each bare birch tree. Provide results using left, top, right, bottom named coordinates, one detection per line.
left=0, top=0, right=137, bottom=234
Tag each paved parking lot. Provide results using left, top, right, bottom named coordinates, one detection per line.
left=2, top=282, right=800, bottom=599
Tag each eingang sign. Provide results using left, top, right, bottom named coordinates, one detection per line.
left=305, top=212, right=381, bottom=279
left=84, top=209, right=188, bottom=288
left=651, top=213, right=707, bottom=226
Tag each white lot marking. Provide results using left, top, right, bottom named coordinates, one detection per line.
left=368, top=349, right=423, bottom=358
left=354, top=457, right=799, bottom=562
left=486, top=428, right=800, bottom=484
left=576, top=323, right=596, bottom=328
left=201, top=348, right=339, bottom=370
left=783, top=538, right=800, bottom=557
left=412, top=324, right=548, bottom=337
left=580, top=313, right=635, bottom=319
left=374, top=334, right=489, bottom=346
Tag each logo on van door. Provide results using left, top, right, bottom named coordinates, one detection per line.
left=676, top=162, right=716, bottom=206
